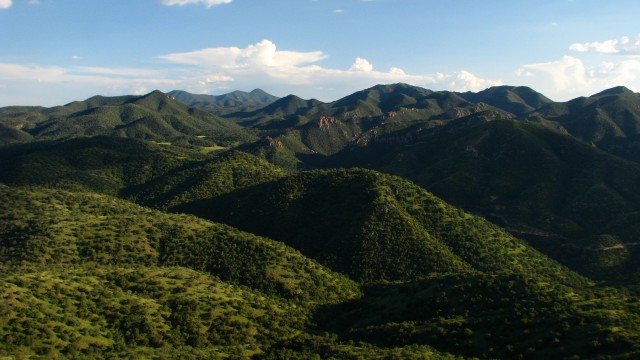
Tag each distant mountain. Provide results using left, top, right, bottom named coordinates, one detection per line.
left=534, top=86, right=640, bottom=162
left=458, top=85, right=554, bottom=117
left=168, top=88, right=279, bottom=115
left=228, top=84, right=511, bottom=160
left=0, top=90, right=256, bottom=147
left=234, top=94, right=326, bottom=128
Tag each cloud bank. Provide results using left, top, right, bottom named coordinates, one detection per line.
left=569, top=36, right=640, bottom=55
left=159, top=39, right=503, bottom=99
left=0, top=39, right=503, bottom=105
left=0, top=0, right=12, bottom=10
left=518, top=55, right=640, bottom=100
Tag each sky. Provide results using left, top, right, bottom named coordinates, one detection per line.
left=1, top=0, right=640, bottom=106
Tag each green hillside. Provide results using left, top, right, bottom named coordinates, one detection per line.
left=318, top=273, right=640, bottom=359
left=178, top=168, right=584, bottom=286
left=534, top=86, right=640, bottom=162
left=169, top=89, right=279, bottom=116
left=3, top=84, right=640, bottom=358
left=327, top=116, right=640, bottom=279
left=0, top=90, right=256, bottom=147
left=124, top=150, right=289, bottom=210
left=0, top=137, right=198, bottom=195
left=459, top=85, right=554, bottom=116
left=0, top=184, right=366, bottom=357
left=0, top=184, right=359, bottom=301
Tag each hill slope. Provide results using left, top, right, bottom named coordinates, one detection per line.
left=534, top=86, right=640, bottom=162
left=0, top=184, right=364, bottom=357
left=168, top=89, right=279, bottom=116
left=178, top=168, right=584, bottom=286
left=0, top=137, right=198, bottom=195
left=0, top=90, right=256, bottom=147
left=327, top=116, right=640, bottom=278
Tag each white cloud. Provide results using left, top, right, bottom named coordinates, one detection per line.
left=0, top=39, right=504, bottom=105
left=569, top=36, right=640, bottom=55
left=517, top=55, right=640, bottom=99
left=350, top=57, right=373, bottom=72
left=440, top=70, right=504, bottom=92
left=0, top=0, right=12, bottom=9
left=160, top=39, right=327, bottom=69
left=333, top=8, right=344, bottom=13
left=520, top=56, right=588, bottom=91
left=160, top=39, right=502, bottom=100
left=161, top=0, right=232, bottom=8
left=0, top=63, right=182, bottom=106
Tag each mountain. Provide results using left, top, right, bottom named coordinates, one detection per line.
left=326, top=115, right=640, bottom=279
left=0, top=122, right=33, bottom=146
left=123, top=150, right=289, bottom=210
left=233, top=95, right=326, bottom=129
left=174, top=168, right=640, bottom=358
left=178, top=168, right=584, bottom=286
left=0, top=137, right=199, bottom=195
left=317, top=272, right=640, bottom=359
left=4, top=84, right=640, bottom=358
left=168, top=89, right=279, bottom=115
left=534, top=86, right=640, bottom=162
left=0, top=184, right=361, bottom=358
left=458, top=85, right=554, bottom=117
left=0, top=90, right=256, bottom=147
left=226, top=84, right=516, bottom=162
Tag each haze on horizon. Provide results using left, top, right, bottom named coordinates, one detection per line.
left=1, top=0, right=640, bottom=106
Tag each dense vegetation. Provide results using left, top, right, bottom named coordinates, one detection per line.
left=3, top=84, right=640, bottom=358
left=0, top=185, right=362, bottom=358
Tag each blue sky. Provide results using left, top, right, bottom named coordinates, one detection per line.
left=1, top=0, right=640, bottom=106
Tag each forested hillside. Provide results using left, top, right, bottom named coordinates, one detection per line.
left=2, top=84, right=640, bottom=358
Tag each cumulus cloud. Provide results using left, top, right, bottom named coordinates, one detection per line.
left=160, top=39, right=327, bottom=69
left=160, top=39, right=502, bottom=100
left=350, top=57, right=373, bottom=72
left=437, top=70, right=504, bottom=92
left=569, top=36, right=640, bottom=55
left=0, top=39, right=504, bottom=105
left=520, top=56, right=588, bottom=91
left=0, top=0, right=12, bottom=9
left=161, top=0, right=232, bottom=8
left=517, top=55, right=640, bottom=99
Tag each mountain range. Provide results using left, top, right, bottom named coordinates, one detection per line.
left=2, top=83, right=640, bottom=358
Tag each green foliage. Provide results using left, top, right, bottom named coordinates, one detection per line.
left=169, top=89, right=279, bottom=116
left=4, top=84, right=640, bottom=359
left=317, top=273, right=640, bottom=359
left=0, top=90, right=257, bottom=147
left=534, top=86, right=640, bottom=162
left=125, top=150, right=289, bottom=210
left=328, top=117, right=640, bottom=279
left=0, top=136, right=203, bottom=195
left=180, top=168, right=584, bottom=287
left=0, top=266, right=308, bottom=358
left=0, top=184, right=360, bottom=303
